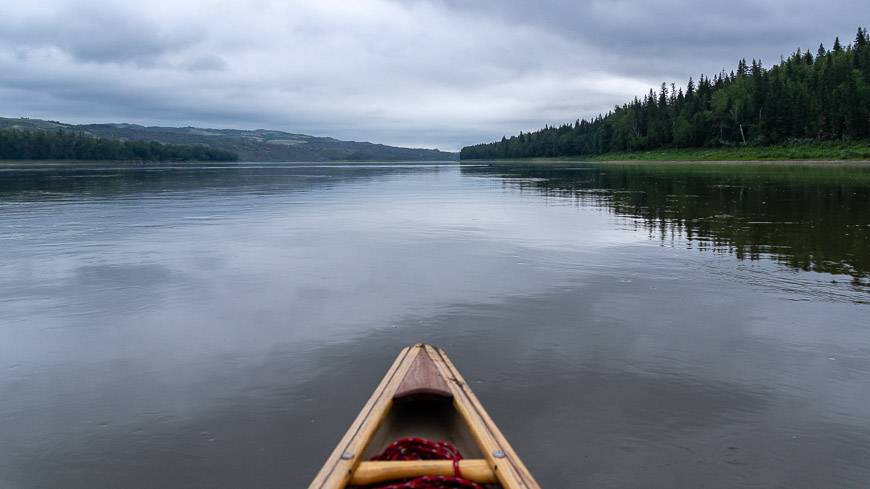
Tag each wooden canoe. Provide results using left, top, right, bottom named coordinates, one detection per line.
left=308, top=343, right=541, bottom=489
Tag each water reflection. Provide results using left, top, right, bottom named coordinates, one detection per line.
left=0, top=161, right=448, bottom=201
left=1, top=161, right=868, bottom=489
left=463, top=162, right=870, bottom=288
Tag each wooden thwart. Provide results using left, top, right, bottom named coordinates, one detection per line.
left=350, top=460, right=497, bottom=486
left=307, top=344, right=541, bottom=489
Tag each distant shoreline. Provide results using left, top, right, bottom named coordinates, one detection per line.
left=461, top=158, right=870, bottom=166
left=459, top=141, right=870, bottom=166
left=0, top=159, right=460, bottom=165
left=0, top=117, right=459, bottom=162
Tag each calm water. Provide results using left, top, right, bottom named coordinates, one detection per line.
left=1, top=161, right=869, bottom=489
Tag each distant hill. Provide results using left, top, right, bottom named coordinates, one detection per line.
left=0, top=117, right=457, bottom=162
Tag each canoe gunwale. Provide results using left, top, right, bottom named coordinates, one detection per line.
left=425, top=345, right=539, bottom=489
left=307, top=346, right=419, bottom=489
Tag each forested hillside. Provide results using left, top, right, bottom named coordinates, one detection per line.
left=0, top=118, right=457, bottom=162
left=461, top=28, right=870, bottom=160
left=0, top=129, right=238, bottom=161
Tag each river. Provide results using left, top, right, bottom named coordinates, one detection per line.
left=1, top=161, right=868, bottom=488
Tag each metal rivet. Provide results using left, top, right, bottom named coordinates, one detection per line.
left=341, top=451, right=354, bottom=460
left=493, top=450, right=506, bottom=458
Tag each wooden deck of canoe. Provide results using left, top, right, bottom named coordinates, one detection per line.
left=308, top=343, right=541, bottom=489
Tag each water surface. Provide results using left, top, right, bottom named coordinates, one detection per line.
left=1, top=160, right=869, bottom=488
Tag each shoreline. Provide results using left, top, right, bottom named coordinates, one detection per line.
left=0, top=159, right=459, bottom=165
left=461, top=158, right=870, bottom=167
left=460, top=140, right=870, bottom=165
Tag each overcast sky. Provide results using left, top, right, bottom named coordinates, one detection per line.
left=0, top=1, right=865, bottom=151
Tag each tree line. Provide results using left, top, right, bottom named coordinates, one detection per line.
left=0, top=128, right=238, bottom=161
left=461, top=28, right=870, bottom=160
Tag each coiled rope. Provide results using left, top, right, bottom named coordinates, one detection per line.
left=368, top=437, right=486, bottom=489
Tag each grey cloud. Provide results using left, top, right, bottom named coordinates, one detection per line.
left=0, top=2, right=202, bottom=64
left=0, top=0, right=867, bottom=150
left=183, top=55, right=228, bottom=72
left=447, top=1, right=860, bottom=77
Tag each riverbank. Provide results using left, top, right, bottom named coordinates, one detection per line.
left=0, top=159, right=458, bottom=166
left=461, top=141, right=870, bottom=164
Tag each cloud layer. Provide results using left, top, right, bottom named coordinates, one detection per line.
left=0, top=0, right=865, bottom=150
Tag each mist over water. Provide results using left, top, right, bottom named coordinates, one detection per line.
left=1, top=161, right=868, bottom=488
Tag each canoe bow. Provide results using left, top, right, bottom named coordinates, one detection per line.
left=307, top=343, right=540, bottom=489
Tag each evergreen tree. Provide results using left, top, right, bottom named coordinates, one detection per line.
left=460, top=27, right=870, bottom=160
left=0, top=129, right=238, bottom=161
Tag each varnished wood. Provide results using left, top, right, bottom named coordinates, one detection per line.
left=309, top=344, right=541, bottom=489
left=307, top=345, right=420, bottom=489
left=350, top=459, right=497, bottom=486
left=393, top=348, right=452, bottom=399
left=424, top=344, right=541, bottom=489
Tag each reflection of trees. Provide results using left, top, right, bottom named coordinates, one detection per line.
left=463, top=164, right=870, bottom=284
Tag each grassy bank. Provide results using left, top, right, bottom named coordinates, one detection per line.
left=462, top=140, right=870, bottom=163
left=463, top=159, right=870, bottom=186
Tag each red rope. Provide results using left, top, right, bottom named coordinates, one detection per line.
left=368, top=437, right=486, bottom=489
